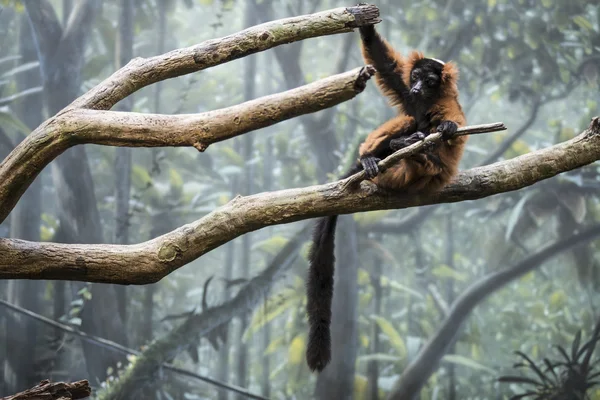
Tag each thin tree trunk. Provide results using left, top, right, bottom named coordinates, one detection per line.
left=63, top=0, right=72, bottom=25
left=445, top=214, right=456, bottom=400
left=260, top=137, right=274, bottom=397
left=368, top=241, right=383, bottom=400
left=217, top=238, right=235, bottom=400
left=3, top=14, right=45, bottom=394
left=113, top=0, right=134, bottom=332
left=236, top=1, right=258, bottom=395
left=139, top=0, right=167, bottom=351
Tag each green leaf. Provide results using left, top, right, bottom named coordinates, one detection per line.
left=372, top=315, right=406, bottom=358
left=219, top=146, right=244, bottom=166
left=573, top=15, right=594, bottom=31
left=357, top=354, right=402, bottom=363
left=251, top=235, right=289, bottom=256
left=442, top=354, right=496, bottom=374
left=243, top=287, right=303, bottom=342
left=505, top=191, right=534, bottom=242
left=431, top=264, right=468, bottom=282
left=0, top=109, right=30, bottom=135
left=131, top=165, right=153, bottom=188
left=383, top=278, right=424, bottom=299
left=264, top=336, right=285, bottom=355
left=169, top=168, right=184, bottom=189
left=288, top=334, right=305, bottom=365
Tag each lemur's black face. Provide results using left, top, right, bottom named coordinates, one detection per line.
left=409, top=58, right=444, bottom=99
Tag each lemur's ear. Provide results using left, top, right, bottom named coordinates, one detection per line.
left=441, top=61, right=459, bottom=84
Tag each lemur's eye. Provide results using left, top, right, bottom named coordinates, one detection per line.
left=426, top=76, right=438, bottom=86
left=411, top=70, right=421, bottom=80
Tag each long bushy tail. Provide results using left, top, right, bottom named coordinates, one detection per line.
left=306, top=214, right=338, bottom=372
left=305, top=163, right=362, bottom=372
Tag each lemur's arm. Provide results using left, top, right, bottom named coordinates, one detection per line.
left=358, top=115, right=416, bottom=178
left=359, top=25, right=409, bottom=108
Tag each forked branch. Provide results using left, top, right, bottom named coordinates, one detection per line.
left=1, top=118, right=598, bottom=284
left=0, top=66, right=375, bottom=223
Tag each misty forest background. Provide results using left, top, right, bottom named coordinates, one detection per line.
left=1, top=0, right=600, bottom=399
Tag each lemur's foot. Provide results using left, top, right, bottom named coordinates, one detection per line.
left=355, top=65, right=376, bottom=92
left=360, top=156, right=380, bottom=179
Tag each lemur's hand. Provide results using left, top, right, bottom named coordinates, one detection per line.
left=360, top=156, right=380, bottom=179
left=437, top=120, right=458, bottom=140
left=390, top=131, right=427, bottom=151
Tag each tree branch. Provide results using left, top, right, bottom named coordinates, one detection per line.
left=67, top=4, right=380, bottom=111
left=345, top=122, right=506, bottom=186
left=0, top=66, right=375, bottom=224
left=388, top=222, right=600, bottom=400
left=2, top=379, right=91, bottom=400
left=1, top=118, right=598, bottom=284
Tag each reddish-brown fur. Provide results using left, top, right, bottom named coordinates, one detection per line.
left=305, top=27, right=468, bottom=374
left=360, top=39, right=467, bottom=193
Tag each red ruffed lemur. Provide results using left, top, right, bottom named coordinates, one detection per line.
left=305, top=24, right=468, bottom=372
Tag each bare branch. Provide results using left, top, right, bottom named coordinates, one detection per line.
left=68, top=4, right=381, bottom=111
left=72, top=67, right=373, bottom=150
left=0, top=67, right=375, bottom=224
left=2, top=379, right=91, bottom=400
left=388, top=223, right=600, bottom=400
left=1, top=119, right=598, bottom=284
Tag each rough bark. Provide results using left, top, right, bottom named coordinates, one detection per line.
left=2, top=119, right=598, bottom=284
left=0, top=67, right=374, bottom=224
left=2, top=379, right=91, bottom=400
left=69, top=4, right=380, bottom=111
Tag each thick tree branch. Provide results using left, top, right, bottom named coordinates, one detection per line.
left=1, top=118, right=598, bottom=284
left=72, top=67, right=372, bottom=150
left=388, top=222, right=600, bottom=400
left=0, top=66, right=375, bottom=224
left=67, top=4, right=380, bottom=111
